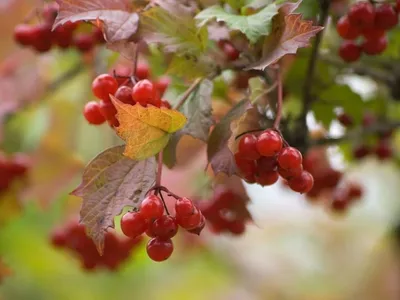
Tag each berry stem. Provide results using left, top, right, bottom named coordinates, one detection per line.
left=156, top=151, right=163, bottom=186
left=131, top=43, right=139, bottom=84
left=158, top=191, right=170, bottom=216
left=174, top=78, right=203, bottom=110
left=273, top=66, right=283, bottom=129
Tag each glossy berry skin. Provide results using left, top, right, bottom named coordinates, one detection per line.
left=131, top=80, right=160, bottom=107
left=135, top=62, right=150, bottom=80
left=256, top=170, right=279, bottom=186
left=235, top=154, right=257, bottom=176
left=115, top=86, right=134, bottom=104
left=140, top=195, right=164, bottom=221
left=362, top=36, right=387, bottom=55
left=256, top=129, right=283, bottom=157
left=277, top=147, right=302, bottom=171
left=53, top=25, right=74, bottom=49
left=121, top=212, right=148, bottom=238
left=83, top=101, right=106, bottom=125
left=238, top=134, right=260, bottom=160
left=154, top=76, right=171, bottom=97
left=288, top=171, right=314, bottom=194
left=362, top=28, right=385, bottom=41
left=339, top=41, right=361, bottom=62
left=177, top=208, right=202, bottom=230
left=278, top=165, right=302, bottom=180
left=222, top=42, right=240, bottom=61
left=336, top=16, right=360, bottom=40
left=175, top=197, right=195, bottom=218
left=347, top=1, right=375, bottom=29
left=99, top=100, right=117, bottom=121
left=149, top=215, right=178, bottom=239
left=374, top=4, right=398, bottom=30
left=92, top=74, right=119, bottom=102
left=74, top=34, right=95, bottom=53
left=146, top=237, right=173, bottom=262
left=14, top=24, right=35, bottom=46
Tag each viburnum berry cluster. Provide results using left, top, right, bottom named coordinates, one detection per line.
left=50, top=220, right=141, bottom=271
left=0, top=152, right=30, bottom=194
left=14, top=2, right=105, bottom=53
left=234, top=129, right=314, bottom=194
left=199, top=187, right=250, bottom=235
left=83, top=63, right=171, bottom=127
left=337, top=0, right=400, bottom=62
left=121, top=188, right=204, bottom=262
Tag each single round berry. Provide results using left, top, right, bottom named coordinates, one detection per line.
left=288, top=171, right=314, bottom=194
left=175, top=197, right=195, bottom=218
left=53, top=25, right=74, bottom=49
left=14, top=24, right=36, bottom=46
left=99, top=100, right=117, bottom=121
left=238, top=134, right=260, bottom=160
left=149, top=215, right=178, bottom=239
left=256, top=129, right=283, bottom=157
left=362, top=27, right=385, bottom=41
left=121, top=212, right=148, bottom=238
left=187, top=215, right=206, bottom=235
left=31, top=24, right=53, bottom=53
left=339, top=41, right=362, bottom=62
left=92, top=74, right=119, bottom=102
left=154, top=76, right=171, bottom=97
left=177, top=208, right=202, bottom=230
left=140, top=195, right=164, bottom=221
left=375, top=141, right=393, bottom=160
left=50, top=228, right=67, bottom=248
left=135, top=62, right=150, bottom=80
left=83, top=101, right=106, bottom=125
left=353, top=144, right=370, bottom=159
left=131, top=79, right=159, bottom=107
left=221, top=41, right=240, bottom=61
left=227, top=220, right=246, bottom=235
left=278, top=165, right=303, bottom=180
left=362, top=36, right=388, bottom=55
left=349, top=184, right=363, bottom=199
left=336, top=16, right=360, bottom=40
left=374, top=4, right=398, bottom=30
left=331, top=191, right=350, bottom=213
left=277, top=147, right=302, bottom=171
left=347, top=1, right=375, bottom=29
left=74, top=34, right=95, bottom=53
left=146, top=237, right=173, bottom=262
left=115, top=86, right=135, bottom=105
left=256, top=170, right=279, bottom=186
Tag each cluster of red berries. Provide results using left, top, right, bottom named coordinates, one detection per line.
left=234, top=129, right=314, bottom=194
left=337, top=1, right=400, bottom=62
left=337, top=112, right=394, bottom=160
left=83, top=63, right=171, bottom=127
left=199, top=187, right=250, bottom=235
left=0, top=152, right=30, bottom=194
left=50, top=220, right=142, bottom=271
left=14, top=3, right=105, bottom=53
left=121, top=193, right=204, bottom=262
left=302, top=148, right=363, bottom=213
left=218, top=40, right=240, bottom=61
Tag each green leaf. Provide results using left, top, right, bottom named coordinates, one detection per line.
left=383, top=28, right=400, bottom=59
left=164, top=80, right=214, bottom=168
left=167, top=55, right=215, bottom=80
left=71, top=146, right=156, bottom=254
left=195, top=4, right=278, bottom=43
left=295, top=0, right=320, bottom=19
left=249, top=77, right=267, bottom=104
left=141, top=6, right=208, bottom=55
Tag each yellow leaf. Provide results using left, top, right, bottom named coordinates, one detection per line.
left=111, top=96, right=187, bottom=160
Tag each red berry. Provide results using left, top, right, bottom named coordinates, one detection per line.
left=257, top=156, right=277, bottom=171
left=256, top=170, right=279, bottom=186
left=187, top=215, right=206, bottom=235
left=83, top=101, right=106, bottom=125
left=375, top=141, right=392, bottom=160
left=14, top=24, right=36, bottom=46
left=140, top=195, right=164, bottom=221
left=50, top=228, right=67, bottom=248
left=115, top=86, right=134, bottom=105
left=277, top=147, right=302, bottom=171
left=238, top=134, right=260, bottom=160
left=92, top=74, right=119, bottom=102
left=53, top=25, right=74, bottom=49
left=161, top=100, right=171, bottom=109
left=288, top=171, right=314, bottom=194
left=177, top=208, right=202, bottom=230
left=121, top=212, right=148, bottom=238
left=362, top=35, right=387, bottom=55
left=154, top=76, right=171, bottom=97
left=131, top=79, right=160, bottom=107
left=349, top=184, right=363, bottom=199
left=175, top=197, right=195, bottom=218
left=42, top=2, right=59, bottom=24
left=362, top=27, right=385, bottom=41
left=397, top=0, right=400, bottom=13
left=374, top=4, right=398, bottom=30
left=336, top=16, right=360, bottom=40
left=31, top=23, right=53, bottom=53
left=99, top=100, right=117, bottom=121
left=74, top=34, right=95, bottom=53
left=339, top=41, right=361, bottom=62
left=256, top=129, right=283, bottom=157
left=149, top=215, right=178, bottom=239
left=135, top=62, right=150, bottom=80
left=331, top=190, right=350, bottom=213
left=221, top=41, right=240, bottom=61
left=278, top=165, right=303, bottom=180
left=235, top=153, right=257, bottom=175
left=146, top=237, right=173, bottom=262
left=347, top=1, right=375, bottom=29
left=227, top=220, right=246, bottom=235
left=337, top=112, right=353, bottom=127
left=353, top=144, right=370, bottom=159
left=92, top=27, right=105, bottom=44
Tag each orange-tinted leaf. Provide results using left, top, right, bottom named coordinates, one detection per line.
left=112, top=96, right=187, bottom=160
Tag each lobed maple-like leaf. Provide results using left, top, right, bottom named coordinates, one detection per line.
left=111, top=96, right=187, bottom=160
left=71, top=145, right=156, bottom=254
left=54, top=0, right=139, bottom=43
left=246, top=9, right=323, bottom=70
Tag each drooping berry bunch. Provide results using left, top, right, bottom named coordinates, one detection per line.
left=337, top=1, right=400, bottom=62
left=199, top=187, right=250, bottom=235
left=337, top=112, right=394, bottom=160
left=14, top=2, right=105, bottom=53
left=50, top=219, right=142, bottom=271
left=234, top=129, right=314, bottom=194
left=121, top=190, right=204, bottom=262
left=83, top=63, right=171, bottom=127
left=0, top=152, right=30, bottom=194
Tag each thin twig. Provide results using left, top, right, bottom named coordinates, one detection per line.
left=273, top=66, right=283, bottom=129
left=156, top=151, right=163, bottom=186
left=158, top=191, right=170, bottom=215
left=174, top=78, right=203, bottom=110
left=131, top=43, right=139, bottom=84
